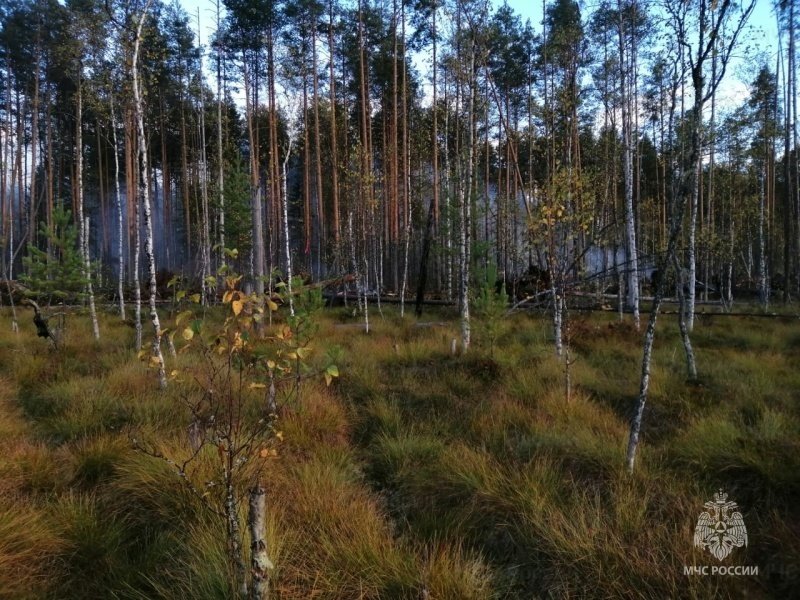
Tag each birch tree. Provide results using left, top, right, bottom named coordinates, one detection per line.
left=626, top=0, right=755, bottom=473
left=132, top=0, right=167, bottom=389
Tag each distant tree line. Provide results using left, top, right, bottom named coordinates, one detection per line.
left=2, top=0, right=796, bottom=322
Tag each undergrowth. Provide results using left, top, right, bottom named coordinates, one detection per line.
left=0, top=306, right=797, bottom=598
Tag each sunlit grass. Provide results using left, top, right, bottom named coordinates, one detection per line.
left=0, top=305, right=797, bottom=598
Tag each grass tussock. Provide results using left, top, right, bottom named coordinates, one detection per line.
left=0, top=306, right=797, bottom=598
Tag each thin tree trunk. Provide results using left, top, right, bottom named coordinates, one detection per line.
left=248, top=485, right=271, bottom=600
left=312, top=21, right=325, bottom=278
left=758, top=162, right=768, bottom=307
left=687, top=154, right=698, bottom=331
left=399, top=2, right=410, bottom=318
left=225, top=481, right=247, bottom=597
left=216, top=0, right=225, bottom=267
left=672, top=251, right=697, bottom=379
left=76, top=71, right=99, bottom=340
left=133, top=3, right=167, bottom=389
left=197, top=10, right=212, bottom=305
left=459, top=44, right=475, bottom=353
left=415, top=199, right=435, bottom=317
left=328, top=0, right=340, bottom=246
left=85, top=217, right=100, bottom=339
left=29, top=38, right=40, bottom=251
left=282, top=140, right=294, bottom=317
left=243, top=57, right=265, bottom=297
left=134, top=169, right=142, bottom=351
left=618, top=4, right=640, bottom=329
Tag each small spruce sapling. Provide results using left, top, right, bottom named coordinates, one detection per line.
left=472, top=262, right=509, bottom=358
left=22, top=206, right=91, bottom=306
left=20, top=206, right=95, bottom=346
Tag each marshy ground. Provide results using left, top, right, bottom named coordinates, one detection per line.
left=0, top=305, right=797, bottom=599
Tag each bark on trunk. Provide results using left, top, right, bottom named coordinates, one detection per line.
left=133, top=3, right=167, bottom=389
left=459, top=46, right=475, bottom=353
left=672, top=251, right=697, bottom=379
left=248, top=485, right=272, bottom=600
left=282, top=142, right=294, bottom=316
left=110, top=94, right=125, bottom=320
left=619, top=8, right=640, bottom=329
left=85, top=217, right=100, bottom=340
left=76, top=72, right=99, bottom=340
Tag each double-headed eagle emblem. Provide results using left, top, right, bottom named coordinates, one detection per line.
left=693, top=489, right=748, bottom=561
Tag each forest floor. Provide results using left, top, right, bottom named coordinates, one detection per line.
left=0, top=303, right=798, bottom=599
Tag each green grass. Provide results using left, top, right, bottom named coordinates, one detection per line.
left=0, top=305, right=797, bottom=598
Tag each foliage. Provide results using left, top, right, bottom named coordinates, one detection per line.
left=135, top=253, right=338, bottom=594
left=21, top=205, right=90, bottom=305
left=471, top=262, right=508, bottom=356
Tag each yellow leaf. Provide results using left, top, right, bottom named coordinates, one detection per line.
left=267, top=299, right=278, bottom=312
left=182, top=327, right=194, bottom=341
left=267, top=360, right=276, bottom=370
left=148, top=355, right=162, bottom=368
left=189, top=293, right=201, bottom=303
left=232, top=299, right=244, bottom=316
left=275, top=431, right=283, bottom=441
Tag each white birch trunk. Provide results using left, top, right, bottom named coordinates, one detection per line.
left=400, top=199, right=411, bottom=318
left=110, top=94, right=125, bottom=320
left=216, top=0, right=225, bottom=268
left=672, top=253, right=697, bottom=379
left=226, top=482, right=247, bottom=597
left=459, top=47, right=475, bottom=353
left=553, top=288, right=563, bottom=357
left=248, top=485, right=272, bottom=600
left=134, top=176, right=142, bottom=351
left=85, top=217, right=100, bottom=340
left=758, top=169, right=768, bottom=307
left=687, top=157, right=699, bottom=331
left=133, top=3, right=166, bottom=389
left=619, top=9, right=640, bottom=329
left=348, top=210, right=362, bottom=315
left=76, top=72, right=99, bottom=341
left=363, top=252, right=370, bottom=334
left=282, top=142, right=294, bottom=316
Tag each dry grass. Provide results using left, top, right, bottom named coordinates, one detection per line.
left=0, top=306, right=796, bottom=598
